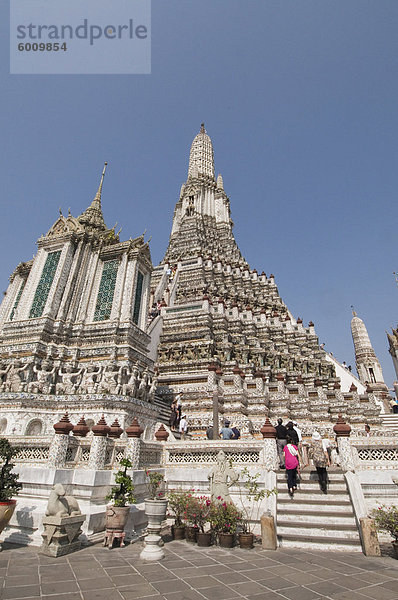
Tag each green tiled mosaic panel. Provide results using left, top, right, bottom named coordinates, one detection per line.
left=29, top=251, right=61, bottom=318
left=133, top=271, right=144, bottom=325
left=93, top=259, right=119, bottom=321
left=9, top=278, right=26, bottom=321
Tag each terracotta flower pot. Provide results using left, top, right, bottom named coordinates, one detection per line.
left=171, top=524, right=185, bottom=540
left=197, top=531, right=212, bottom=547
left=238, top=532, right=254, bottom=549
left=0, top=500, right=16, bottom=535
left=106, top=505, right=130, bottom=533
left=218, top=532, right=234, bottom=548
left=185, top=525, right=199, bottom=543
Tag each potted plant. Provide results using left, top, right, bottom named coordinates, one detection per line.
left=0, top=438, right=22, bottom=541
left=183, top=492, right=201, bottom=542
left=144, top=470, right=168, bottom=530
left=105, top=458, right=136, bottom=547
left=194, top=496, right=213, bottom=547
left=236, top=467, right=277, bottom=549
left=371, top=505, right=398, bottom=559
left=209, top=498, right=242, bottom=548
left=167, top=489, right=191, bottom=540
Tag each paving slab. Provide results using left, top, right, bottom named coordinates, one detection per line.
left=0, top=539, right=396, bottom=600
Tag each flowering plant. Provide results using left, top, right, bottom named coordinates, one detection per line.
left=371, top=505, right=398, bottom=541
left=145, top=470, right=164, bottom=500
left=183, top=492, right=213, bottom=532
left=209, top=498, right=242, bottom=534
left=167, top=489, right=192, bottom=526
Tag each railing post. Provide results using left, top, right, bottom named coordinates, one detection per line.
left=333, top=414, right=355, bottom=472
left=48, top=413, right=73, bottom=468
left=88, top=415, right=110, bottom=470
left=260, top=418, right=278, bottom=520
left=125, top=417, right=143, bottom=469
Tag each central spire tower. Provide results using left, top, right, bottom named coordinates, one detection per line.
left=150, top=126, right=382, bottom=436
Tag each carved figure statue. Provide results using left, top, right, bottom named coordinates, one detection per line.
left=147, top=375, right=157, bottom=402
left=4, top=360, right=30, bottom=392
left=98, top=361, right=122, bottom=395
left=122, top=364, right=140, bottom=397
left=80, top=365, right=102, bottom=394
left=45, top=483, right=82, bottom=517
left=137, top=368, right=149, bottom=400
left=208, top=450, right=239, bottom=504
left=56, top=364, right=83, bottom=395
left=28, top=360, right=56, bottom=394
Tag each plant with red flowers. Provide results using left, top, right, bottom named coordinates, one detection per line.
left=145, top=470, right=164, bottom=500
left=209, top=499, right=242, bottom=534
left=371, top=505, right=398, bottom=541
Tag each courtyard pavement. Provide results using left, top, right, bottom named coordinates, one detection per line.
left=0, top=537, right=397, bottom=600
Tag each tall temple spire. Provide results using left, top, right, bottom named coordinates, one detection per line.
left=188, top=123, right=215, bottom=179
left=78, top=162, right=108, bottom=231
left=351, top=310, right=387, bottom=388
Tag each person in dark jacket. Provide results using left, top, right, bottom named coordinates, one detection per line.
left=275, top=418, right=288, bottom=469
left=286, top=421, right=299, bottom=446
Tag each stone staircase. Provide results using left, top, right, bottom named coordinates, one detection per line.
left=381, top=413, right=398, bottom=432
left=276, top=467, right=362, bottom=552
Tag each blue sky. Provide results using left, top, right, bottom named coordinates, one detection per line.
left=1, top=1, right=398, bottom=386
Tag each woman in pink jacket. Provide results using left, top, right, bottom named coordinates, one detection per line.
left=283, top=435, right=300, bottom=497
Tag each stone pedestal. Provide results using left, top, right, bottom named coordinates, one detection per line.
left=260, top=513, right=277, bottom=550
left=359, top=517, right=381, bottom=557
left=40, top=514, right=85, bottom=557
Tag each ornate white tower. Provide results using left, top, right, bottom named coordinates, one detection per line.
left=351, top=310, right=387, bottom=391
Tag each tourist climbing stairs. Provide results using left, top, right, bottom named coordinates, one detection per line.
left=276, top=467, right=362, bottom=552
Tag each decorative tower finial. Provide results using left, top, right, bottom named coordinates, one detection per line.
left=77, top=162, right=108, bottom=231
left=200, top=122, right=205, bottom=133
left=351, top=304, right=357, bottom=317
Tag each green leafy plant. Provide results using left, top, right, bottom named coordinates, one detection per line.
left=106, top=458, right=136, bottom=507
left=167, top=489, right=192, bottom=526
left=371, top=505, right=398, bottom=541
left=0, top=438, right=22, bottom=502
left=145, top=470, right=164, bottom=499
left=209, top=499, right=242, bottom=534
left=237, top=467, right=277, bottom=533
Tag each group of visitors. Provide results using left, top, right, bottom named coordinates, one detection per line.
left=206, top=419, right=240, bottom=440
left=276, top=418, right=331, bottom=497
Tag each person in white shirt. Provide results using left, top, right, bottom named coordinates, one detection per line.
left=179, top=414, right=188, bottom=440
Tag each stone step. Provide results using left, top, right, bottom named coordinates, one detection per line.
left=277, top=513, right=357, bottom=526
left=278, top=496, right=352, bottom=506
left=277, top=524, right=360, bottom=540
left=277, top=471, right=344, bottom=482
left=277, top=534, right=362, bottom=552
left=277, top=492, right=349, bottom=503
left=278, top=503, right=354, bottom=515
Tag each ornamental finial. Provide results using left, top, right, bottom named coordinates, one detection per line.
left=351, top=304, right=357, bottom=317
left=200, top=122, right=205, bottom=133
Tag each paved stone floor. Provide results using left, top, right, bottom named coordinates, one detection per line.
left=0, top=538, right=397, bottom=600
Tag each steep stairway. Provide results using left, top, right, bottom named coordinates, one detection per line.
left=276, top=467, right=362, bottom=552
left=381, top=413, right=398, bottom=432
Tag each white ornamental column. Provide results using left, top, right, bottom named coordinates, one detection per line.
left=260, top=419, right=279, bottom=472
left=125, top=418, right=143, bottom=469
left=333, top=415, right=355, bottom=472
left=88, top=416, right=110, bottom=470
left=48, top=413, right=74, bottom=468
